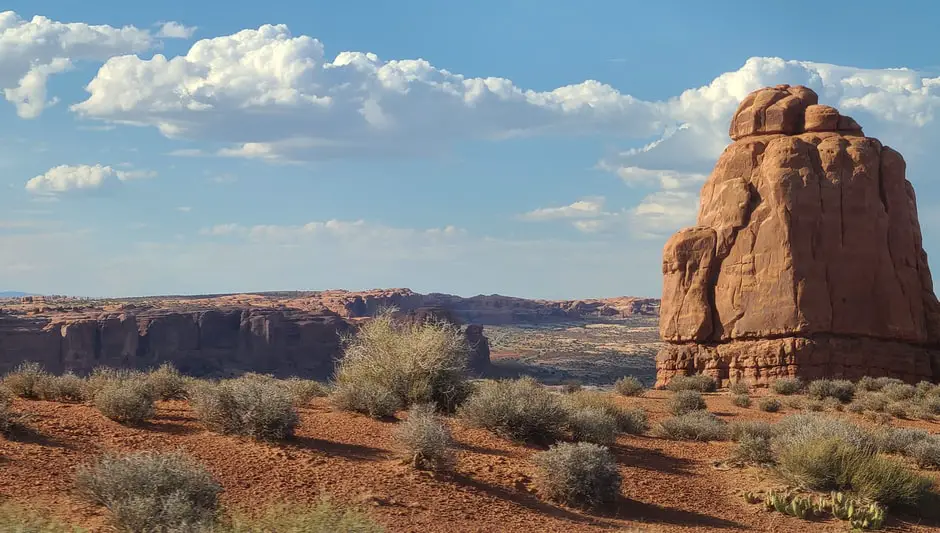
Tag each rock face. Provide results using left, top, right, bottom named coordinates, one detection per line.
left=656, top=84, right=940, bottom=387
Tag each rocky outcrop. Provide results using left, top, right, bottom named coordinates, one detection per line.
left=656, top=84, right=940, bottom=387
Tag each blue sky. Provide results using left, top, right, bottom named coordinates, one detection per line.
left=1, top=1, right=938, bottom=299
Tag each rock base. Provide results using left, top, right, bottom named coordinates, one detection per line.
left=655, top=336, right=939, bottom=388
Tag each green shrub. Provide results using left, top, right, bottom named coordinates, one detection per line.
left=146, top=363, right=188, bottom=400
left=858, top=377, right=905, bottom=393
left=283, top=378, right=330, bottom=406
left=770, top=378, right=803, bottom=396
left=849, top=392, right=889, bottom=414
left=728, top=381, right=750, bottom=395
left=226, top=501, right=384, bottom=533
left=36, top=373, right=87, bottom=403
left=0, top=501, right=79, bottom=532
left=94, top=381, right=155, bottom=425
left=616, top=408, right=649, bottom=435
left=758, top=398, right=782, bottom=413
left=76, top=451, right=222, bottom=532
left=657, top=411, right=729, bottom=441
left=849, top=454, right=933, bottom=508
left=532, top=442, right=621, bottom=508
left=668, top=390, right=706, bottom=415
left=665, top=374, right=716, bottom=393
left=613, top=376, right=644, bottom=397
left=191, top=377, right=298, bottom=441
left=332, top=311, right=471, bottom=415
left=459, top=377, right=567, bottom=443
left=3, top=362, right=48, bottom=399
left=330, top=385, right=400, bottom=419
left=807, top=379, right=856, bottom=403
left=875, top=427, right=931, bottom=455
left=822, top=397, right=845, bottom=411
left=915, top=381, right=936, bottom=396
left=910, top=438, right=940, bottom=469
left=731, top=394, right=751, bottom=408
left=883, top=383, right=917, bottom=402
left=922, top=396, right=940, bottom=415
left=886, top=401, right=912, bottom=418
left=84, top=367, right=146, bottom=400
left=394, top=404, right=454, bottom=471
left=566, top=408, right=618, bottom=445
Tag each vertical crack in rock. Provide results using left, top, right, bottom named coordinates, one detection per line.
left=656, top=84, right=940, bottom=388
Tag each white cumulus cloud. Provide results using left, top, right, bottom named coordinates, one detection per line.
left=0, top=11, right=195, bottom=118
left=25, top=164, right=155, bottom=194
left=155, top=21, right=196, bottom=39
left=520, top=197, right=608, bottom=221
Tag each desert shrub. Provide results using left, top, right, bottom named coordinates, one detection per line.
left=922, top=396, right=940, bottom=415
left=770, top=378, right=803, bottom=396
left=807, top=379, right=856, bottom=403
left=883, top=383, right=917, bottom=402
left=76, top=451, right=222, bottom=532
left=36, top=373, right=87, bottom=402
left=283, top=378, right=330, bottom=406
left=613, top=376, right=645, bottom=397
left=734, top=433, right=773, bottom=464
left=886, top=401, right=912, bottom=418
left=394, top=404, right=454, bottom=471
left=226, top=501, right=384, bottom=533
left=191, top=377, right=298, bottom=441
left=758, top=398, right=781, bottom=413
left=775, top=436, right=861, bottom=490
left=774, top=413, right=876, bottom=455
left=562, top=391, right=645, bottom=434
left=729, top=420, right=775, bottom=442
left=728, top=381, right=750, bottom=395
left=332, top=311, right=470, bottom=415
left=850, top=392, right=889, bottom=414
left=94, top=381, right=155, bottom=425
left=0, top=501, right=78, bottom=532
left=732, top=394, right=751, bottom=408
left=916, top=380, right=936, bottom=395
left=867, top=411, right=894, bottom=425
left=823, top=397, right=845, bottom=411
left=0, top=388, right=16, bottom=435
left=561, top=380, right=583, bottom=394
left=665, top=374, right=716, bottom=393
left=566, top=408, right=618, bottom=445
left=875, top=427, right=931, bottom=455
left=459, top=377, right=567, bottom=443
left=910, top=438, right=940, bottom=469
left=84, top=367, right=146, bottom=400
left=805, top=400, right=824, bottom=412
left=146, top=363, right=188, bottom=400
left=532, top=442, right=621, bottom=508
left=668, top=390, right=706, bottom=416
left=909, top=403, right=936, bottom=421
left=330, top=385, right=400, bottom=419
left=857, top=377, right=906, bottom=392
left=3, top=361, right=48, bottom=399
left=657, top=411, right=729, bottom=441
left=785, top=397, right=804, bottom=409
left=849, top=454, right=933, bottom=508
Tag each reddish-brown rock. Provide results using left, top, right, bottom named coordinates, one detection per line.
left=657, top=85, right=940, bottom=387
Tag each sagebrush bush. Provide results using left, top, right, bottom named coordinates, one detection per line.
left=191, top=377, right=298, bottom=441
left=0, top=388, right=15, bottom=435
left=283, top=377, right=330, bottom=406
left=562, top=391, right=646, bottom=434
left=822, top=397, right=845, bottom=411
left=36, top=372, right=87, bottom=402
left=731, top=394, right=751, bottom=408
left=807, top=379, right=856, bottom=403
left=668, top=390, right=706, bottom=416
left=533, top=442, right=622, bottom=508
left=886, top=401, right=912, bottom=419
left=332, top=311, right=471, bottom=415
left=613, top=376, right=644, bottom=397
left=883, top=383, right=917, bottom=402
left=770, top=377, right=803, bottom=395
left=84, top=367, right=146, bottom=400
left=394, top=404, right=454, bottom=471
left=566, top=408, right=618, bottom=445
left=850, top=392, right=889, bottom=414
left=0, top=501, right=78, bottom=532
left=665, top=374, right=716, bottom=393
left=729, top=420, right=775, bottom=442
left=459, top=378, right=566, bottom=443
left=146, top=363, right=188, bottom=400
left=805, top=400, right=824, bottom=412
left=911, top=438, right=940, bottom=469
left=758, top=398, right=781, bottom=413
left=858, top=377, right=905, bottom=393
left=923, top=396, right=940, bottom=415
left=657, top=411, right=729, bottom=441
left=785, top=397, right=804, bottom=410
left=94, top=380, right=155, bottom=424
left=3, top=361, right=48, bottom=399
left=76, top=451, right=222, bottom=533
left=728, top=381, right=750, bottom=395
left=875, top=427, right=931, bottom=455
left=561, top=380, right=583, bottom=394
left=226, top=501, right=384, bottom=533
left=734, top=433, right=773, bottom=464
left=849, top=454, right=933, bottom=508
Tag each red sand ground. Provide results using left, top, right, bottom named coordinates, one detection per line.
left=1, top=390, right=939, bottom=532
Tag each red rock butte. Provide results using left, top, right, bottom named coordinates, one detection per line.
left=656, top=84, right=940, bottom=388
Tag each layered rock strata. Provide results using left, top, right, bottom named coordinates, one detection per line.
left=656, top=85, right=940, bottom=387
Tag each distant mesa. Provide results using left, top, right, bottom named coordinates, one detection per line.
left=0, top=291, right=30, bottom=298
left=656, top=84, right=940, bottom=387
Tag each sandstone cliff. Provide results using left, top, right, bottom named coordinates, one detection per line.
left=656, top=85, right=940, bottom=387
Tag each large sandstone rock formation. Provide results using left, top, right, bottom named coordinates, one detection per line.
left=656, top=84, right=940, bottom=387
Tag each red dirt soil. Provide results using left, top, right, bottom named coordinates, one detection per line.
left=1, top=391, right=938, bottom=532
